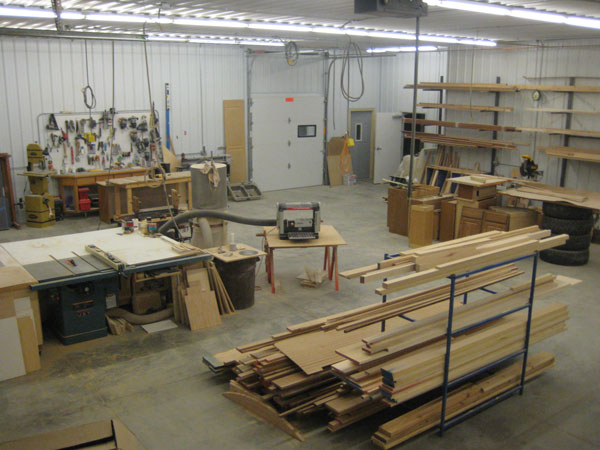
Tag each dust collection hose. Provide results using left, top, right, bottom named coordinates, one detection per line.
left=158, top=210, right=276, bottom=234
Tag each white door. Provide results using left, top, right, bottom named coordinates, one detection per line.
left=374, top=113, right=404, bottom=183
left=251, top=95, right=324, bottom=191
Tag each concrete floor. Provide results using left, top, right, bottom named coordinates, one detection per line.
left=0, top=182, right=598, bottom=449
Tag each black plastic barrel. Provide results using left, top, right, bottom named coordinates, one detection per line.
left=214, top=257, right=259, bottom=310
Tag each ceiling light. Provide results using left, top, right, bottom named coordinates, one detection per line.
left=239, top=40, right=285, bottom=47
left=367, top=46, right=438, bottom=53
left=87, top=13, right=149, bottom=23
left=312, top=26, right=346, bottom=35
left=174, top=18, right=247, bottom=28
left=438, top=0, right=507, bottom=16
left=0, top=6, right=56, bottom=19
left=509, top=9, right=565, bottom=24
left=565, top=16, right=600, bottom=29
left=148, top=36, right=187, bottom=42
left=189, top=38, right=237, bottom=44
left=419, top=35, right=459, bottom=43
left=60, top=11, right=85, bottom=20
left=458, top=38, right=497, bottom=47
left=248, top=22, right=312, bottom=32
left=367, top=31, right=414, bottom=40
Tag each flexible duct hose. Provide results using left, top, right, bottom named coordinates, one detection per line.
left=106, top=306, right=173, bottom=324
left=159, top=210, right=276, bottom=234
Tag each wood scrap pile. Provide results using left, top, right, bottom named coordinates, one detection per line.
left=173, top=261, right=235, bottom=331
left=404, top=132, right=519, bottom=150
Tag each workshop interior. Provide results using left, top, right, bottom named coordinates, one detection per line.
left=0, top=0, right=599, bottom=449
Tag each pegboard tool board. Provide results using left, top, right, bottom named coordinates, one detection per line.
left=37, top=110, right=153, bottom=174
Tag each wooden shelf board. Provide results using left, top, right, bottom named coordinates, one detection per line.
left=538, top=146, right=600, bottom=163
left=525, top=107, right=600, bottom=115
left=517, top=127, right=600, bottom=139
left=418, top=103, right=513, bottom=113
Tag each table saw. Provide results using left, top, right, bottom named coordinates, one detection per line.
left=1, top=228, right=212, bottom=344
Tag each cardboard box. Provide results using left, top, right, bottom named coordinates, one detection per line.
left=0, top=419, right=144, bottom=450
left=327, top=137, right=352, bottom=186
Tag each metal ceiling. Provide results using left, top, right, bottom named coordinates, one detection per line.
left=0, top=0, right=599, bottom=45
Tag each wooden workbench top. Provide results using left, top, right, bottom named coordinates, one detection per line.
left=264, top=224, right=346, bottom=249
left=52, top=167, right=147, bottom=179
left=0, top=246, right=37, bottom=293
left=97, top=171, right=190, bottom=187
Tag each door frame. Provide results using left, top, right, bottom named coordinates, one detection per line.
left=348, top=108, right=376, bottom=181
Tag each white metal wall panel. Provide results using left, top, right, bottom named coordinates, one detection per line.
left=445, top=39, right=600, bottom=191
left=251, top=54, right=325, bottom=95
left=0, top=36, right=245, bottom=205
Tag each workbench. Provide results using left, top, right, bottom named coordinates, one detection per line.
left=97, top=171, right=192, bottom=223
left=263, top=225, right=346, bottom=294
left=53, top=168, right=147, bottom=214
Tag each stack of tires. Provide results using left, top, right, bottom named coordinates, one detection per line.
left=540, top=202, right=593, bottom=266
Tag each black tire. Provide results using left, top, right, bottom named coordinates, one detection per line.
left=540, top=248, right=589, bottom=266
left=541, top=215, right=593, bottom=236
left=542, top=202, right=592, bottom=220
left=553, top=233, right=592, bottom=251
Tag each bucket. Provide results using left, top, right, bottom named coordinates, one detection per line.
left=191, top=162, right=227, bottom=210
left=214, top=257, right=259, bottom=310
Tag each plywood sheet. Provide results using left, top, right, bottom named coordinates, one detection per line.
left=224, top=99, right=247, bottom=183
left=0, top=247, right=37, bottom=293
left=17, top=316, right=40, bottom=372
left=0, top=317, right=26, bottom=381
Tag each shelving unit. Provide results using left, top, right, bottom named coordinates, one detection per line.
left=438, top=251, right=539, bottom=434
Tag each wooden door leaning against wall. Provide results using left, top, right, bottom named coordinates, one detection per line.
left=224, top=99, right=247, bottom=183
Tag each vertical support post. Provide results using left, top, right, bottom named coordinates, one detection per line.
left=165, top=83, right=171, bottom=149
left=381, top=252, right=389, bottom=332
left=407, top=16, right=420, bottom=200
left=490, top=76, right=501, bottom=175
left=439, top=274, right=456, bottom=436
left=437, top=75, right=444, bottom=135
left=559, top=77, right=576, bottom=187
left=520, top=252, right=538, bottom=394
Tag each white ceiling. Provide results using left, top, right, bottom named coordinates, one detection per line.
left=0, top=0, right=599, bottom=45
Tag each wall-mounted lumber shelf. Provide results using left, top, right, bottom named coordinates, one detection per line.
left=405, top=82, right=517, bottom=92
left=516, top=84, right=600, bottom=93
left=517, top=127, right=600, bottom=139
left=403, top=132, right=519, bottom=150
left=538, top=146, right=600, bottom=163
left=418, top=103, right=513, bottom=113
left=402, top=118, right=519, bottom=133
left=525, top=107, right=600, bottom=115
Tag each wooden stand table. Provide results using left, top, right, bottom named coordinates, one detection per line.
left=53, top=168, right=147, bottom=214
left=97, top=171, right=192, bottom=223
left=263, top=225, right=346, bottom=294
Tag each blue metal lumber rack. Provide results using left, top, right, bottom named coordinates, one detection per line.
left=438, top=251, right=539, bottom=435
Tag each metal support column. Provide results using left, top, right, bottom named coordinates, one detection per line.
left=559, top=77, right=576, bottom=187
left=490, top=76, right=501, bottom=175
left=407, top=16, right=420, bottom=200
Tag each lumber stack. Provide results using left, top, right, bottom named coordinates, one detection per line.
left=372, top=352, right=555, bottom=449
left=539, top=146, right=600, bottom=163
left=418, top=103, right=513, bottom=113
left=404, top=132, right=519, bottom=150
left=404, top=117, right=519, bottom=133
left=205, top=229, right=576, bottom=443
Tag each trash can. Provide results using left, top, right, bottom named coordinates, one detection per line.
left=214, top=257, right=259, bottom=310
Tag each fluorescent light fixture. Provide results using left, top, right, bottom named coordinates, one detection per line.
left=312, top=26, right=346, bottom=35
left=367, top=31, right=414, bottom=40
left=345, top=29, right=370, bottom=37
left=509, top=9, right=565, bottom=24
left=87, top=13, right=149, bottom=23
left=148, top=17, right=174, bottom=24
left=565, top=16, right=600, bottom=29
left=439, top=0, right=507, bottom=16
left=189, top=38, right=237, bottom=44
left=367, top=46, right=438, bottom=53
left=239, top=40, right=285, bottom=47
left=428, top=0, right=600, bottom=31
left=458, top=38, right=497, bottom=47
left=60, top=11, right=85, bottom=20
left=248, top=22, right=312, bottom=32
left=419, top=35, right=459, bottom=43
left=148, top=36, right=187, bottom=42
left=0, top=6, right=56, bottom=19
left=174, top=18, right=247, bottom=28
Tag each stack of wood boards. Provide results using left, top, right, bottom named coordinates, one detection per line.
left=173, top=262, right=235, bottom=331
left=404, top=132, right=519, bottom=150
left=372, top=352, right=555, bottom=449
left=341, top=227, right=568, bottom=296
left=204, top=226, right=576, bottom=442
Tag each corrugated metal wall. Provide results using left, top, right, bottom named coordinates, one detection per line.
left=0, top=36, right=245, bottom=201
left=446, top=39, right=600, bottom=191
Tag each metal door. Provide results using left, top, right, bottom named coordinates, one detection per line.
left=350, top=110, right=373, bottom=180
left=251, top=95, right=324, bottom=191
left=374, top=113, right=404, bottom=183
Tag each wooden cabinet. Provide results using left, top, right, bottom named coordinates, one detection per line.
left=457, top=207, right=484, bottom=238
left=482, top=210, right=510, bottom=232
left=440, top=199, right=457, bottom=242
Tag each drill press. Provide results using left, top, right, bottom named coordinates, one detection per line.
left=20, top=143, right=56, bottom=228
